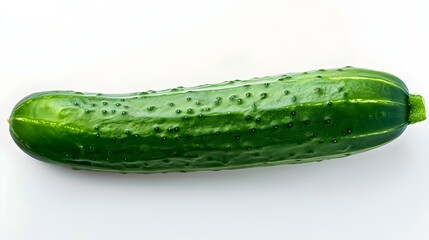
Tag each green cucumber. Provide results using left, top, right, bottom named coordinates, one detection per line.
left=9, top=67, right=426, bottom=173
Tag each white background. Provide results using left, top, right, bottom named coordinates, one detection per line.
left=1, top=0, right=428, bottom=239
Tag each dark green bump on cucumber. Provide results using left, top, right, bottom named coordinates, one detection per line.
left=9, top=67, right=426, bottom=173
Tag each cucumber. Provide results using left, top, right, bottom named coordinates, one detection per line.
left=9, top=67, right=426, bottom=173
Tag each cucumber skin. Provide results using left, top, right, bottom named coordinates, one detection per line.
left=9, top=67, right=414, bottom=173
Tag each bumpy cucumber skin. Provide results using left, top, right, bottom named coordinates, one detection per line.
left=9, top=67, right=415, bottom=173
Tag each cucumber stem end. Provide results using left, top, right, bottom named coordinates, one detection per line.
left=408, top=94, right=426, bottom=124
